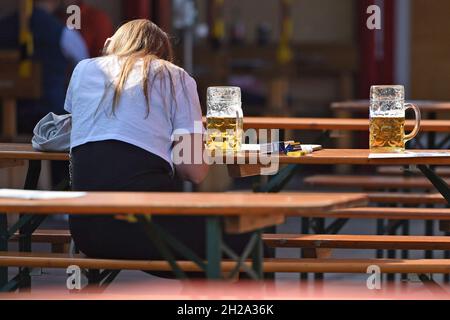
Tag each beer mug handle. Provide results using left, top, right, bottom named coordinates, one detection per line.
left=404, top=103, right=421, bottom=143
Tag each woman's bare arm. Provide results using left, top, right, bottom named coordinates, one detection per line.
left=173, top=133, right=209, bottom=184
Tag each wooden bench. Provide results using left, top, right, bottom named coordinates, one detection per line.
left=377, top=166, right=450, bottom=177
left=0, top=191, right=368, bottom=287
left=10, top=229, right=72, bottom=253
left=304, top=175, right=448, bottom=190
left=327, top=207, right=450, bottom=220
left=263, top=234, right=450, bottom=251
left=367, top=192, right=446, bottom=205
left=1, top=251, right=450, bottom=275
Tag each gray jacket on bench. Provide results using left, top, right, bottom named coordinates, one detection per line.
left=32, top=112, right=72, bottom=152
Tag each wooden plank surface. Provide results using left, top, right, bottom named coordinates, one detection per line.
left=10, top=229, right=71, bottom=244
left=0, top=144, right=68, bottom=161
left=263, top=234, right=450, bottom=250
left=3, top=144, right=450, bottom=166
left=232, top=149, right=450, bottom=166
left=0, top=192, right=367, bottom=216
left=331, top=100, right=450, bottom=113
left=1, top=252, right=450, bottom=274
left=367, top=192, right=445, bottom=205
left=329, top=207, right=450, bottom=220
left=377, top=166, right=450, bottom=177
left=0, top=159, right=24, bottom=169
left=304, top=175, right=447, bottom=189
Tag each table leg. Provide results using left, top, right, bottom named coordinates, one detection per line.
left=18, top=160, right=42, bottom=290
left=206, top=216, right=223, bottom=279
left=418, top=165, right=450, bottom=203
left=2, top=99, right=17, bottom=140
left=0, top=214, right=7, bottom=289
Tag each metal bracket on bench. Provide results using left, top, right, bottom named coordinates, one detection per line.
left=417, top=274, right=448, bottom=295
left=135, top=216, right=264, bottom=280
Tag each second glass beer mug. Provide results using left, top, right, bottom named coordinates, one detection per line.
left=369, top=85, right=421, bottom=153
left=206, top=87, right=244, bottom=153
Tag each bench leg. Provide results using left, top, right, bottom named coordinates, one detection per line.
left=300, top=217, right=310, bottom=281
left=418, top=274, right=448, bottom=295
left=376, top=219, right=385, bottom=258
left=312, top=218, right=325, bottom=281
left=251, top=229, right=264, bottom=279
left=85, top=269, right=120, bottom=292
left=401, top=220, right=410, bottom=282
left=425, top=220, right=434, bottom=259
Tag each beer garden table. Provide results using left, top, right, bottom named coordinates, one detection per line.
left=0, top=144, right=368, bottom=285
left=2, top=143, right=450, bottom=284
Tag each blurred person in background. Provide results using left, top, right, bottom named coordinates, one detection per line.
left=0, top=0, right=89, bottom=133
left=0, top=0, right=88, bottom=190
left=59, top=0, right=114, bottom=57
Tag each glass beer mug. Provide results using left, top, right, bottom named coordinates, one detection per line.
left=370, top=85, right=421, bottom=153
left=206, top=87, right=244, bottom=153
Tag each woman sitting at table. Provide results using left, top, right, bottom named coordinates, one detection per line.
left=64, top=19, right=226, bottom=262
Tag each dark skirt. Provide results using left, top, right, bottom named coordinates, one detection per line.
left=69, top=140, right=251, bottom=261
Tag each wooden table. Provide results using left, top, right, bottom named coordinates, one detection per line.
left=0, top=192, right=367, bottom=285
left=0, top=144, right=68, bottom=162
left=2, top=144, right=450, bottom=282
left=332, top=100, right=450, bottom=114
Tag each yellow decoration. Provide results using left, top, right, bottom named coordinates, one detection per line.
left=19, top=60, right=32, bottom=78
left=277, top=42, right=293, bottom=64
left=19, top=0, right=34, bottom=78
left=213, top=20, right=225, bottom=39
left=287, top=151, right=308, bottom=158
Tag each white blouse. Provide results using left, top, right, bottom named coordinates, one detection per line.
left=64, top=55, right=203, bottom=167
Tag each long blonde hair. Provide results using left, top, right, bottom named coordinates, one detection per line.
left=102, top=19, right=182, bottom=117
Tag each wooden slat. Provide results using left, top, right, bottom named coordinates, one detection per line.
left=264, top=234, right=450, bottom=250
left=304, top=175, right=446, bottom=189
left=368, top=192, right=446, bottom=205
left=1, top=252, right=450, bottom=274
left=0, top=159, right=24, bottom=169
left=377, top=166, right=450, bottom=177
left=2, top=144, right=450, bottom=166
left=329, top=207, right=450, bottom=220
left=0, top=192, right=368, bottom=216
left=0, top=144, right=68, bottom=161
left=225, top=214, right=285, bottom=234
left=10, top=229, right=71, bottom=244
left=261, top=259, right=450, bottom=274
left=232, top=149, right=450, bottom=166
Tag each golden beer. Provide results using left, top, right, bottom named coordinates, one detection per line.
left=206, top=117, right=243, bottom=152
left=369, top=117, right=406, bottom=152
